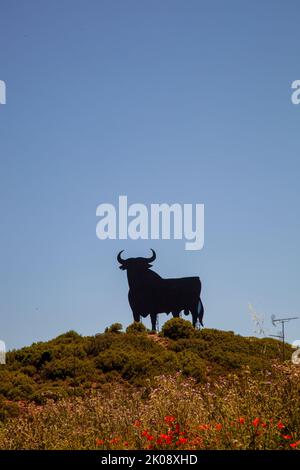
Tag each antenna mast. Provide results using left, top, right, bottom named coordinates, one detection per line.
left=270, top=315, right=299, bottom=360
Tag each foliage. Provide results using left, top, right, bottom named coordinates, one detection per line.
left=161, top=318, right=196, bottom=340
left=126, top=322, right=147, bottom=334
left=105, top=323, right=123, bottom=334
left=0, top=365, right=300, bottom=450
left=0, top=325, right=293, bottom=423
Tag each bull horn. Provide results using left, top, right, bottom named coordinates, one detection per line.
left=147, top=249, right=156, bottom=262
left=117, top=250, right=126, bottom=264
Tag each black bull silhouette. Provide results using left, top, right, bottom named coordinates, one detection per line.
left=118, top=249, right=204, bottom=331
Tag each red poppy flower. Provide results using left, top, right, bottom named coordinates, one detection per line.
left=199, top=424, right=209, bottom=431
left=290, top=440, right=300, bottom=448
left=215, top=423, right=222, bottom=431
left=176, top=437, right=188, bottom=445
left=96, top=439, right=104, bottom=446
left=164, top=416, right=175, bottom=424
left=238, top=417, right=245, bottom=425
left=277, top=421, right=285, bottom=430
left=282, top=435, right=292, bottom=440
left=252, top=418, right=260, bottom=427
left=110, top=437, right=120, bottom=444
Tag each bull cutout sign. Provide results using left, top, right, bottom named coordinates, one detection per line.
left=117, top=249, right=204, bottom=331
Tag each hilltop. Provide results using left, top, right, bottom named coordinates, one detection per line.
left=0, top=319, right=292, bottom=415
left=1, top=319, right=299, bottom=450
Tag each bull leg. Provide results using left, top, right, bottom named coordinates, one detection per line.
left=150, top=313, right=157, bottom=332
left=191, top=304, right=198, bottom=328
left=198, top=298, right=204, bottom=326
left=132, top=310, right=141, bottom=323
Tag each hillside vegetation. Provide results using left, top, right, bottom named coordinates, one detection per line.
left=0, top=319, right=292, bottom=408
left=0, top=319, right=299, bottom=450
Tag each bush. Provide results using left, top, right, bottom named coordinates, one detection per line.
left=105, top=323, right=123, bottom=334
left=0, top=324, right=293, bottom=403
left=161, top=318, right=196, bottom=340
left=0, top=398, right=20, bottom=422
left=126, top=322, right=147, bottom=334
left=177, top=351, right=206, bottom=382
left=95, top=350, right=128, bottom=373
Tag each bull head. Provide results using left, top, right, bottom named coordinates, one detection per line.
left=117, top=249, right=156, bottom=270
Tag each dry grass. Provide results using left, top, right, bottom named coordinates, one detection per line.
left=0, top=363, right=300, bottom=450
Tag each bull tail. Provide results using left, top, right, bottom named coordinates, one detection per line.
left=198, top=298, right=204, bottom=326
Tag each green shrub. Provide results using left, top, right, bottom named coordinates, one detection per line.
left=126, top=322, right=147, bottom=334
left=161, top=318, right=196, bottom=340
left=105, top=323, right=123, bottom=334
left=0, top=324, right=293, bottom=403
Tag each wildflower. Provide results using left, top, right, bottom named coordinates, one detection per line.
left=261, top=422, right=267, bottom=428
left=124, top=441, right=129, bottom=447
left=164, top=416, right=175, bottom=424
left=282, top=435, right=292, bottom=440
left=96, top=438, right=104, bottom=446
left=141, top=430, right=149, bottom=437
left=146, top=434, right=154, bottom=441
left=277, top=421, right=285, bottom=430
left=133, top=420, right=141, bottom=427
left=215, top=423, right=222, bottom=431
left=159, top=434, right=172, bottom=444
left=199, top=424, right=209, bottom=431
left=110, top=437, right=120, bottom=445
left=290, top=440, right=300, bottom=448
left=176, top=437, right=188, bottom=445
left=252, top=418, right=260, bottom=427
left=238, top=417, right=245, bottom=425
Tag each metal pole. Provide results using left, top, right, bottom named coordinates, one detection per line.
left=282, top=321, right=285, bottom=361
left=270, top=316, right=299, bottom=362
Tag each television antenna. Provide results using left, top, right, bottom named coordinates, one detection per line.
left=270, top=315, right=299, bottom=360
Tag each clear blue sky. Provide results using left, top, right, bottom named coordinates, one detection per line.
left=1, top=0, right=300, bottom=349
